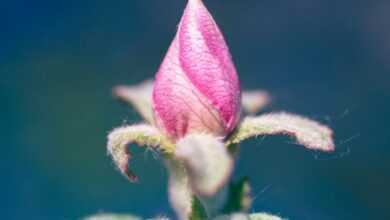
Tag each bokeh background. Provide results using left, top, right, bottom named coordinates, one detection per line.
left=1, top=0, right=390, bottom=219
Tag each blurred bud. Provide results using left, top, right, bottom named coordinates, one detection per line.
left=152, top=0, right=241, bottom=139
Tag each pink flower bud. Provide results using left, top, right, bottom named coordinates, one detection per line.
left=152, top=0, right=241, bottom=139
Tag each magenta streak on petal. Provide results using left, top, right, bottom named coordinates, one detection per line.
left=179, top=0, right=241, bottom=133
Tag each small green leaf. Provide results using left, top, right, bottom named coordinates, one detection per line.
left=222, top=178, right=252, bottom=214
left=190, top=196, right=208, bottom=220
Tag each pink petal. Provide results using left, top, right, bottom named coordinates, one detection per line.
left=152, top=0, right=241, bottom=139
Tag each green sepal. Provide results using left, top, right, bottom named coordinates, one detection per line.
left=190, top=196, right=208, bottom=220
left=221, top=177, right=252, bottom=214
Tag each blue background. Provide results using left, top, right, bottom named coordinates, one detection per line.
left=1, top=0, right=389, bottom=219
